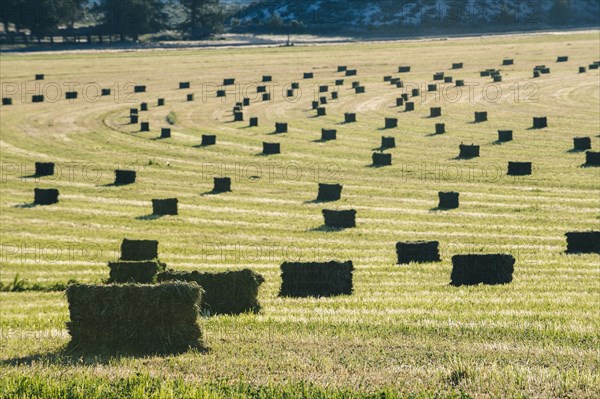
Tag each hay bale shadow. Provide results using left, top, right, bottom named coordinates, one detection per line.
left=201, top=190, right=231, bottom=196
left=135, top=214, right=164, bottom=221
left=14, top=202, right=37, bottom=208
left=567, top=148, right=586, bottom=153
left=308, top=225, right=348, bottom=232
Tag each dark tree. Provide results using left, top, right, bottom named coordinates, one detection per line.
left=180, top=0, right=222, bottom=39
left=100, top=0, right=164, bottom=41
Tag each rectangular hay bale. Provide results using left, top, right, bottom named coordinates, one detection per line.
left=280, top=261, right=353, bottom=297
left=65, top=282, right=203, bottom=354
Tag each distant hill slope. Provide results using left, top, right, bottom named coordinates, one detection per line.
left=230, top=0, right=600, bottom=34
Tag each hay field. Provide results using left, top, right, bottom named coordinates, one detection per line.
left=1, top=31, right=599, bottom=398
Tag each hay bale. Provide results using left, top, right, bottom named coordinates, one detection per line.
left=557, top=56, right=569, bottom=62
left=275, top=122, right=288, bottom=133
left=263, top=142, right=280, bottom=155
left=503, top=59, right=514, bottom=65
left=101, top=88, right=111, bottom=96
left=401, top=93, right=409, bottom=101
left=322, top=209, right=356, bottom=228
left=107, top=260, right=166, bottom=284
left=34, top=188, right=59, bottom=205
left=319, top=85, right=329, bottom=93
left=321, top=129, right=337, bottom=141
left=456, top=80, right=464, bottom=87
left=120, top=239, right=158, bottom=261
left=438, top=191, right=459, bottom=209
left=319, top=96, right=328, bottom=104
left=35, top=162, right=54, bottom=176
left=428, top=84, right=437, bottom=92
left=262, top=93, right=271, bottom=101
left=32, top=95, right=44, bottom=103
left=450, top=254, right=515, bottom=286
left=433, top=72, right=444, bottom=81
left=216, top=90, right=226, bottom=98
left=405, top=102, right=415, bottom=112
left=335, top=79, right=344, bottom=86
left=435, top=123, right=446, bottom=134
left=65, top=91, right=78, bottom=99
left=384, top=75, right=392, bottom=82
left=498, top=130, right=513, bottom=142
left=474, top=111, right=488, bottom=122
left=411, top=88, right=420, bottom=97
left=395, top=81, right=404, bottom=88
left=338, top=66, right=347, bottom=72
left=396, top=241, right=440, bottom=264
left=187, top=94, right=194, bottom=101
left=372, top=152, right=392, bottom=166
left=201, top=134, right=216, bottom=146
left=493, top=75, right=502, bottom=82
left=352, top=81, right=360, bottom=88
left=532, top=117, right=547, bottom=129
left=291, top=82, right=300, bottom=89
left=243, top=98, right=251, bottom=106
left=234, top=111, right=244, bottom=121
left=354, top=86, right=365, bottom=94
left=130, top=115, right=138, bottom=124
left=140, top=102, right=148, bottom=111
left=114, top=170, right=136, bottom=185
left=130, top=108, right=138, bottom=116
left=223, top=78, right=235, bottom=86
left=585, top=151, right=600, bottom=166
left=345, top=69, right=357, bottom=76
left=286, top=89, right=294, bottom=97
left=565, top=231, right=600, bottom=254
left=444, top=76, right=453, bottom=83
left=507, top=161, right=532, bottom=176
left=312, top=101, right=319, bottom=109
left=303, top=72, right=314, bottom=79
left=385, top=117, right=398, bottom=129
left=35, top=74, right=44, bottom=80
left=317, top=183, right=342, bottom=201
left=65, top=282, right=203, bottom=354
left=249, top=117, right=258, bottom=127
left=579, top=66, right=586, bottom=73
left=398, top=66, right=411, bottom=73
left=279, top=261, right=354, bottom=297
left=590, top=63, right=599, bottom=70
left=213, top=177, right=231, bottom=193
left=573, top=137, right=591, bottom=151
left=140, top=122, right=150, bottom=132
left=134, top=85, right=146, bottom=93
left=480, top=70, right=490, bottom=77
left=332, top=92, right=339, bottom=100
left=158, top=269, right=264, bottom=315
left=262, top=75, right=272, bottom=82
left=459, top=144, right=480, bottom=158
left=396, top=97, right=404, bottom=107
left=344, top=113, right=356, bottom=123
left=533, top=71, right=541, bottom=78
left=381, top=136, right=396, bottom=149
left=152, top=198, right=178, bottom=216
left=179, top=82, right=190, bottom=89
left=430, top=107, right=442, bottom=117
left=390, top=78, right=400, bottom=85
left=160, top=128, right=171, bottom=138
left=2, top=98, right=12, bottom=105
left=452, top=62, right=463, bottom=69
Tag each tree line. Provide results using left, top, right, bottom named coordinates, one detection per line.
left=1, top=0, right=224, bottom=40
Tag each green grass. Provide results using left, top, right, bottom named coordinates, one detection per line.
left=0, top=31, right=599, bottom=398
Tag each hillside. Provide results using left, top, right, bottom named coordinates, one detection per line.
left=231, top=0, right=600, bottom=34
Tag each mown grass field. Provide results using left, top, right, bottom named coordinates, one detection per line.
left=0, top=31, right=599, bottom=398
